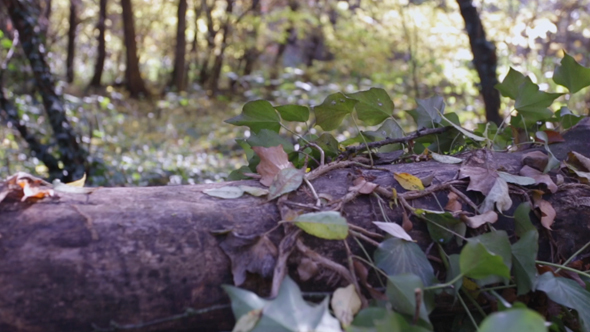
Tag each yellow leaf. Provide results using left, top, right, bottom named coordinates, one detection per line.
left=66, top=173, right=86, bottom=187
left=394, top=172, right=424, bottom=191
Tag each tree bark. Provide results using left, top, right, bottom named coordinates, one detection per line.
left=66, top=0, right=78, bottom=83
left=4, top=0, right=87, bottom=182
left=2, top=120, right=590, bottom=332
left=89, top=0, right=107, bottom=88
left=207, top=0, right=234, bottom=95
left=198, top=0, right=216, bottom=86
left=120, top=0, right=149, bottom=98
left=170, top=0, right=187, bottom=92
left=457, top=0, right=502, bottom=125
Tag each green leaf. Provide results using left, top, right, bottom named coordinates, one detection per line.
left=514, top=77, right=563, bottom=114
left=374, top=310, right=433, bottom=332
left=228, top=166, right=254, bottom=181
left=276, top=104, right=310, bottom=122
left=225, top=100, right=281, bottom=133
left=386, top=274, right=433, bottom=329
left=293, top=211, right=349, bottom=240
left=513, top=203, right=536, bottom=238
left=495, top=68, right=527, bottom=100
left=554, top=106, right=582, bottom=130
left=440, top=113, right=486, bottom=142
left=350, top=307, right=387, bottom=328
left=424, top=212, right=465, bottom=245
left=364, top=119, right=405, bottom=141
left=347, top=88, right=394, bottom=125
left=225, top=276, right=341, bottom=332
left=460, top=242, right=511, bottom=281
left=314, top=92, right=358, bottom=131
left=312, top=133, right=340, bottom=159
left=479, top=308, right=548, bottom=332
left=537, top=272, right=590, bottom=332
left=553, top=52, right=590, bottom=94
left=203, top=186, right=244, bottom=199
left=511, top=230, right=539, bottom=295
left=268, top=168, right=304, bottom=200
left=374, top=238, right=437, bottom=286
left=445, top=254, right=463, bottom=297
left=408, top=96, right=445, bottom=129
left=246, top=129, right=294, bottom=153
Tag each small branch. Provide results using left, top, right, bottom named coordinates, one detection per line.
left=449, top=185, right=479, bottom=212
left=271, top=228, right=301, bottom=297
left=303, top=177, right=321, bottom=207
left=350, top=230, right=380, bottom=247
left=343, top=239, right=368, bottom=308
left=343, top=127, right=452, bottom=156
left=349, top=224, right=384, bottom=239
left=296, top=239, right=354, bottom=285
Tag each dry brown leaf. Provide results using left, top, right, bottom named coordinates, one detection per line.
left=445, top=192, right=462, bottom=212
left=297, top=257, right=319, bottom=282
left=459, top=149, right=498, bottom=195
left=348, top=177, right=378, bottom=194
left=252, top=145, right=294, bottom=186
left=532, top=190, right=556, bottom=230
left=520, top=165, right=557, bottom=193
left=567, top=151, right=590, bottom=171
left=401, top=211, right=413, bottom=232
left=521, top=151, right=549, bottom=172
left=462, top=211, right=498, bottom=228
left=534, top=130, right=565, bottom=144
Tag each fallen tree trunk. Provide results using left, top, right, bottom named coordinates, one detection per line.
left=2, top=121, right=590, bottom=332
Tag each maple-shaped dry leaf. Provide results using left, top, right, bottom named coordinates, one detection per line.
left=393, top=172, right=424, bottom=191
left=252, top=145, right=295, bottom=186
left=519, top=165, right=557, bottom=193
left=532, top=190, right=556, bottom=230
left=460, top=150, right=499, bottom=195
left=348, top=177, right=378, bottom=194
left=445, top=192, right=462, bottom=212
left=219, top=232, right=278, bottom=286
left=462, top=211, right=498, bottom=228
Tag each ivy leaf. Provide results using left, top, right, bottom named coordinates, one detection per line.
left=293, top=211, right=349, bottom=240
left=423, top=212, right=465, bottom=245
left=374, top=238, right=437, bottom=286
left=511, top=230, right=539, bottom=295
left=385, top=274, right=434, bottom=329
left=364, top=118, right=405, bottom=141
left=314, top=92, right=358, bottom=131
left=223, top=276, right=341, bottom=332
left=514, top=77, right=563, bottom=114
left=374, top=310, right=433, bottom=332
left=495, top=67, right=526, bottom=100
left=347, top=88, right=394, bottom=125
left=276, top=104, right=310, bottom=122
left=246, top=129, right=294, bottom=153
left=226, top=100, right=281, bottom=133
left=268, top=168, right=304, bottom=200
left=555, top=106, right=582, bottom=130
left=537, top=272, right=590, bottom=332
left=553, top=52, right=590, bottom=94
left=513, top=202, right=536, bottom=238
left=407, top=96, right=445, bottom=129
left=479, top=309, right=548, bottom=332
left=460, top=239, right=511, bottom=282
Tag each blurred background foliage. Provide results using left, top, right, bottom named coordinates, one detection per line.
left=0, top=0, right=588, bottom=186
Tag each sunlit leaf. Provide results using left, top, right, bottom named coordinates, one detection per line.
left=232, top=309, right=262, bottom=332
left=225, top=100, right=281, bottom=133
left=537, top=272, right=590, bottom=332
left=293, top=211, right=349, bottom=240
left=66, top=173, right=86, bottom=187
left=268, top=167, right=304, bottom=200
left=276, top=104, right=310, bottom=122
left=314, top=92, right=358, bottom=131
left=495, top=67, right=527, bottom=100
left=373, top=221, right=412, bottom=241
left=393, top=172, right=424, bottom=191
left=553, top=52, right=590, bottom=94
left=514, top=77, right=563, bottom=114
left=374, top=238, right=437, bottom=286
left=347, top=88, right=394, bottom=125
left=479, top=309, right=547, bottom=332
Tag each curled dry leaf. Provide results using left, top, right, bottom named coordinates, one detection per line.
left=252, top=145, right=294, bottom=186
left=521, top=151, right=549, bottom=172
left=297, top=257, right=319, bottom=282
left=445, top=192, right=462, bottom=212
left=532, top=190, right=556, bottom=230
left=348, top=177, right=378, bottom=194
left=567, top=151, right=590, bottom=171
left=519, top=165, right=557, bottom=193
left=459, top=165, right=498, bottom=196
left=462, top=211, right=498, bottom=228
left=402, top=211, right=413, bottom=232
left=331, top=284, right=362, bottom=327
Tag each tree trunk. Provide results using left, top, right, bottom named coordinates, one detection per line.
left=456, top=0, right=502, bottom=125
left=4, top=0, right=87, bottom=182
left=2, top=120, right=590, bottom=332
left=207, top=0, right=233, bottom=95
left=89, top=0, right=107, bottom=88
left=198, top=0, right=216, bottom=86
left=120, top=0, right=149, bottom=98
left=269, top=0, right=298, bottom=80
left=170, top=0, right=187, bottom=92
left=65, top=0, right=78, bottom=83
